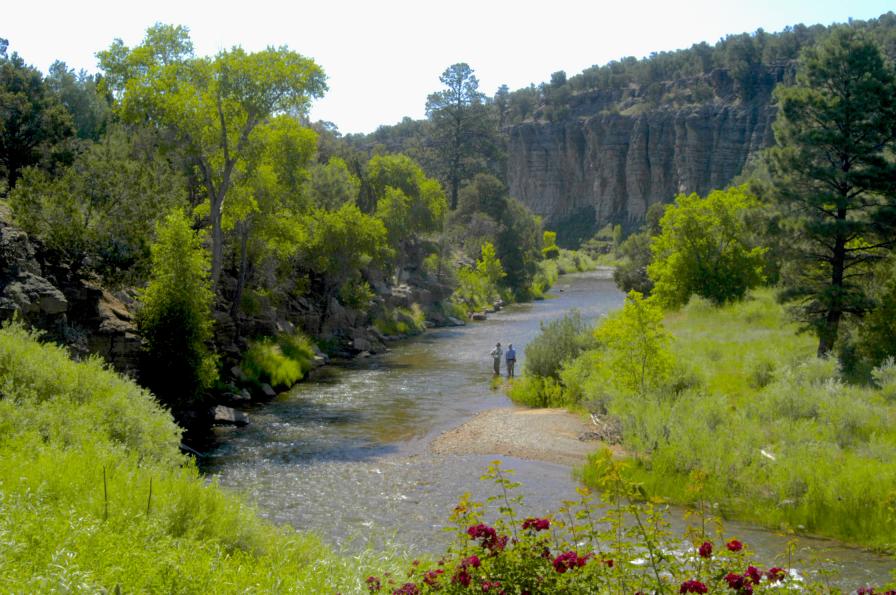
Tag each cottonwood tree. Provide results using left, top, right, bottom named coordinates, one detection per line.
left=99, top=24, right=326, bottom=287
left=767, top=28, right=896, bottom=356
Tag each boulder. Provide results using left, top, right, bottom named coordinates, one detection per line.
left=470, top=312, right=487, bottom=321
left=260, top=383, right=277, bottom=398
left=0, top=272, right=68, bottom=316
left=230, top=365, right=248, bottom=383
left=446, top=316, right=466, bottom=327
left=212, top=405, right=249, bottom=426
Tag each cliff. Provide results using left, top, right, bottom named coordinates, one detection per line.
left=506, top=67, right=789, bottom=243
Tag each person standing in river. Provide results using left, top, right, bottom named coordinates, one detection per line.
left=505, top=344, right=516, bottom=378
left=490, top=342, right=502, bottom=375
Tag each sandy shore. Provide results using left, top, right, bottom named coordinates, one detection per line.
left=430, top=407, right=606, bottom=467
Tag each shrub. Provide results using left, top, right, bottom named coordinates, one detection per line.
left=136, top=209, right=217, bottom=409
left=242, top=330, right=316, bottom=389
left=374, top=304, right=426, bottom=337
left=523, top=310, right=591, bottom=379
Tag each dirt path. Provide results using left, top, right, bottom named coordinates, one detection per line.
left=430, top=407, right=606, bottom=467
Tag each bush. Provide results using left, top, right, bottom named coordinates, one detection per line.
left=136, top=209, right=217, bottom=409
left=242, top=331, right=316, bottom=389
left=523, top=310, right=591, bottom=379
left=374, top=304, right=426, bottom=337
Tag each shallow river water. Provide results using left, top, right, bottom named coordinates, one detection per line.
left=202, top=271, right=894, bottom=588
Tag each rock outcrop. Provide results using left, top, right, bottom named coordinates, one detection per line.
left=506, top=67, right=789, bottom=240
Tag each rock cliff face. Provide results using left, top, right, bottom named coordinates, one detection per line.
left=506, top=68, right=788, bottom=241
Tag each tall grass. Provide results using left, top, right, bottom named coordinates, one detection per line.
left=0, top=324, right=405, bottom=592
left=577, top=290, right=896, bottom=551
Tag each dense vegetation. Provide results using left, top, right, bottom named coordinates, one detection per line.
left=510, top=24, right=896, bottom=558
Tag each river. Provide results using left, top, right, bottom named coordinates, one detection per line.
left=201, top=271, right=894, bottom=588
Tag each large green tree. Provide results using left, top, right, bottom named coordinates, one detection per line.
left=99, top=24, right=326, bottom=287
left=767, top=28, right=896, bottom=356
left=425, top=63, right=494, bottom=210
left=648, top=186, right=767, bottom=307
left=0, top=43, right=74, bottom=190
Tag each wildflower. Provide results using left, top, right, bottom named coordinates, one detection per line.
left=366, top=576, right=382, bottom=593
left=725, top=573, right=744, bottom=590
left=392, top=583, right=419, bottom=595
left=422, top=569, right=444, bottom=587
left=467, top=523, right=507, bottom=551
left=461, top=555, right=481, bottom=569
left=452, top=570, right=472, bottom=587
left=552, top=551, right=587, bottom=573
left=767, top=567, right=786, bottom=583
left=481, top=580, right=503, bottom=592
left=603, top=559, right=614, bottom=567
left=745, top=565, right=762, bottom=585
left=726, top=539, right=744, bottom=552
left=679, top=579, right=708, bottom=594
left=522, top=517, right=550, bottom=531
left=698, top=541, right=713, bottom=558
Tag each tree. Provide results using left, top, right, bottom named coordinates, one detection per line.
left=594, top=291, right=673, bottom=395
left=137, top=209, right=217, bottom=409
left=648, top=186, right=767, bottom=307
left=45, top=61, right=110, bottom=141
left=767, top=28, right=896, bottom=356
left=0, top=48, right=74, bottom=189
left=305, top=157, right=360, bottom=210
left=99, top=24, right=326, bottom=287
left=425, top=63, right=494, bottom=209
left=9, top=125, right=186, bottom=282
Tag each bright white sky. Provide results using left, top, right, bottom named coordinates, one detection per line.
left=5, top=0, right=894, bottom=134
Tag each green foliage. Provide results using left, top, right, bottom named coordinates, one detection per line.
left=0, top=323, right=405, bottom=593
left=475, top=241, right=506, bottom=287
left=613, top=231, right=654, bottom=294
left=594, top=291, right=674, bottom=395
left=506, top=375, right=569, bottom=408
left=305, top=156, right=359, bottom=209
left=542, top=230, right=560, bottom=259
left=100, top=24, right=327, bottom=285
left=136, top=209, right=217, bottom=409
left=242, top=330, right=316, bottom=389
left=10, top=126, right=186, bottom=282
left=648, top=186, right=767, bottom=308
left=766, top=27, right=896, bottom=356
left=0, top=47, right=74, bottom=190
left=523, top=310, right=591, bottom=379
left=373, top=304, right=426, bottom=337
left=855, top=259, right=896, bottom=371
left=566, top=289, right=896, bottom=550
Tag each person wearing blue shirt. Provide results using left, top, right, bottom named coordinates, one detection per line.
left=505, top=344, right=516, bottom=378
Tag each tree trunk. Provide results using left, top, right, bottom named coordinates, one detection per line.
left=230, top=222, right=251, bottom=337
left=818, top=217, right=847, bottom=357
left=209, top=195, right=224, bottom=287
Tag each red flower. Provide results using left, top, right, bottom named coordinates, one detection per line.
left=745, top=566, right=762, bottom=585
left=603, top=559, right=614, bottom=567
left=422, top=569, right=444, bottom=587
left=767, top=567, right=786, bottom=583
left=522, top=517, right=550, bottom=531
left=552, top=551, right=587, bottom=573
left=726, top=539, right=744, bottom=552
left=391, top=584, right=419, bottom=595
left=461, top=555, right=481, bottom=569
left=679, top=579, right=708, bottom=594
left=452, top=570, right=472, bottom=587
left=467, top=523, right=507, bottom=551
left=698, top=541, right=713, bottom=558
left=366, top=576, right=382, bottom=593
left=724, top=573, right=744, bottom=590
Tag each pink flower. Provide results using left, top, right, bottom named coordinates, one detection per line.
left=422, top=569, right=444, bottom=587
left=726, top=539, right=744, bottom=552
left=391, top=584, right=419, bottom=595
left=461, top=555, right=481, bottom=569
left=679, top=579, right=708, bottom=594
left=725, top=573, right=744, bottom=590
left=452, top=570, right=472, bottom=587
left=522, top=517, right=550, bottom=531
left=698, top=541, right=713, bottom=558
left=467, top=523, right=507, bottom=551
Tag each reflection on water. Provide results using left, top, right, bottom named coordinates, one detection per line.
left=202, top=272, right=894, bottom=587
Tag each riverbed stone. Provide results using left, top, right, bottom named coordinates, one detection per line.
left=212, top=405, right=249, bottom=426
left=260, top=383, right=277, bottom=398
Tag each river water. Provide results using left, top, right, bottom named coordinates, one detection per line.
left=202, top=271, right=894, bottom=588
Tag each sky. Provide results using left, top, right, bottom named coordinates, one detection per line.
left=5, top=0, right=895, bottom=134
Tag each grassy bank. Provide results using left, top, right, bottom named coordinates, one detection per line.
left=592, top=291, right=896, bottom=551
left=0, top=325, right=403, bottom=593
